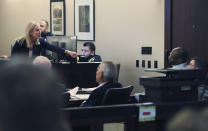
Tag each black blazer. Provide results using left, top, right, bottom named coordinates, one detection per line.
left=11, top=37, right=65, bottom=59
left=82, top=82, right=122, bottom=106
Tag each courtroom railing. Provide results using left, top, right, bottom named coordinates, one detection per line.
left=61, top=101, right=208, bottom=131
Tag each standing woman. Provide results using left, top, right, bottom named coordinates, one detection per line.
left=11, top=21, right=77, bottom=59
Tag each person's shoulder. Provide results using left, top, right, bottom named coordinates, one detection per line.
left=102, top=82, right=122, bottom=89
left=113, top=82, right=123, bottom=88
left=39, top=37, right=49, bottom=45
left=99, top=82, right=114, bottom=90
left=94, top=55, right=101, bottom=58
left=95, top=55, right=102, bottom=61
left=88, top=55, right=102, bottom=62
left=46, top=32, right=53, bottom=36
left=14, top=37, right=26, bottom=46
left=91, top=86, right=102, bottom=93
left=90, top=84, right=107, bottom=95
left=39, top=37, right=45, bottom=42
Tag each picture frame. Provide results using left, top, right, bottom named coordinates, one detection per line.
left=74, top=0, right=95, bottom=41
left=50, top=0, right=66, bottom=35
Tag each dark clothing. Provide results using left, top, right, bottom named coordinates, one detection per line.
left=41, top=32, right=53, bottom=56
left=56, top=83, right=71, bottom=107
left=11, top=37, right=65, bottom=59
left=78, top=55, right=102, bottom=62
left=82, top=82, right=122, bottom=106
left=41, top=32, right=53, bottom=39
left=87, top=55, right=102, bottom=62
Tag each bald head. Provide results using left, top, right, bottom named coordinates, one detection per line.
left=33, top=56, right=51, bottom=68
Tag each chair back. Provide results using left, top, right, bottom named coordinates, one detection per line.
left=114, top=63, right=120, bottom=83
left=101, top=85, right=133, bottom=105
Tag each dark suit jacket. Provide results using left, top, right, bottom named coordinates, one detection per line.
left=11, top=37, right=65, bottom=59
left=82, top=82, right=122, bottom=106
left=41, top=32, right=53, bottom=39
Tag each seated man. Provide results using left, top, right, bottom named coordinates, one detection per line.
left=168, top=47, right=189, bottom=69
left=81, top=61, right=122, bottom=106
left=79, top=42, right=102, bottom=62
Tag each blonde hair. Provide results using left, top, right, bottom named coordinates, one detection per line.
left=25, top=21, right=39, bottom=49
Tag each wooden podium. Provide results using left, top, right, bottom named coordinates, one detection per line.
left=140, top=69, right=204, bottom=103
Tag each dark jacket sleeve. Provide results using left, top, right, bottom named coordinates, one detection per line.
left=39, top=38, right=65, bottom=55
left=81, top=82, right=122, bottom=106
left=11, top=40, right=20, bottom=56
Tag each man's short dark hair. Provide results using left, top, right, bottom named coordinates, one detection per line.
left=169, top=47, right=189, bottom=65
left=175, top=47, right=188, bottom=63
left=83, top=42, right=95, bottom=52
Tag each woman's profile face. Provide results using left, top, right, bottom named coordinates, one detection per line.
left=30, top=25, right=41, bottom=40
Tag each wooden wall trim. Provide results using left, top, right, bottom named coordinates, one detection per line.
left=164, top=0, right=172, bottom=68
left=165, top=0, right=172, bottom=51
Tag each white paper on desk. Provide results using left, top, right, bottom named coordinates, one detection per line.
left=68, top=87, right=92, bottom=100
left=69, top=87, right=79, bottom=96
left=81, top=87, right=97, bottom=91
left=74, top=94, right=89, bottom=100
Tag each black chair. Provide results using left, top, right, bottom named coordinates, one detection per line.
left=101, top=85, right=134, bottom=105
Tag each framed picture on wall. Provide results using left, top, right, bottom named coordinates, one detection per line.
left=74, top=0, right=95, bottom=41
left=50, top=0, right=65, bottom=35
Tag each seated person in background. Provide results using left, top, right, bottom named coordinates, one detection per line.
left=168, top=47, right=189, bottom=69
left=39, top=19, right=53, bottom=39
left=81, top=61, right=122, bottom=106
left=11, top=21, right=77, bottom=59
left=186, top=57, right=208, bottom=101
left=186, top=57, right=208, bottom=69
left=78, top=42, right=102, bottom=62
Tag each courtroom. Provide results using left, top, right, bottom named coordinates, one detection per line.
left=1, top=0, right=208, bottom=131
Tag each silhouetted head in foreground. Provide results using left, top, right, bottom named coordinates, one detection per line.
left=167, top=108, right=208, bottom=131
left=0, top=58, right=65, bottom=131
